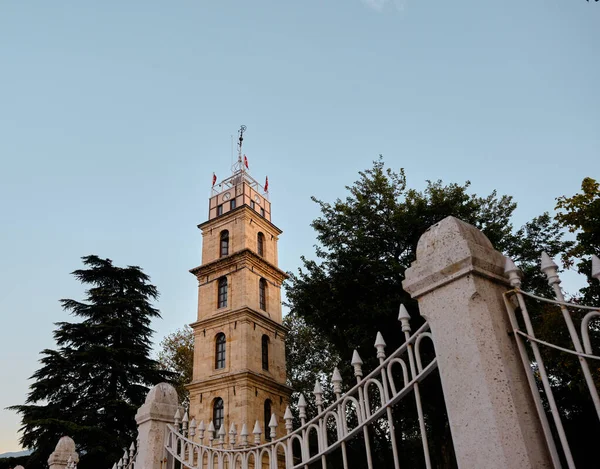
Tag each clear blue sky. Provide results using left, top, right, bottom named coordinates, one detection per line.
left=0, top=0, right=598, bottom=453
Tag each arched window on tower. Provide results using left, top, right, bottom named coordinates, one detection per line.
left=264, top=399, right=272, bottom=441
left=218, top=277, right=228, bottom=308
left=259, top=278, right=267, bottom=311
left=220, top=230, right=229, bottom=257
left=262, top=335, right=269, bottom=371
left=215, top=333, right=226, bottom=369
left=213, top=397, right=224, bottom=431
left=257, top=232, right=264, bottom=257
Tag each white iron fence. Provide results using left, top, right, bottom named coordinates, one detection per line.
left=162, top=311, right=449, bottom=469
left=504, top=253, right=600, bottom=469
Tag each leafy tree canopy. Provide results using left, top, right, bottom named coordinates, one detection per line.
left=285, top=158, right=571, bottom=380
left=10, top=255, right=172, bottom=469
left=157, top=325, right=194, bottom=405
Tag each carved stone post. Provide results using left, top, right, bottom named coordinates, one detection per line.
left=48, top=436, right=79, bottom=469
left=135, top=382, right=181, bottom=469
left=403, top=216, right=551, bottom=469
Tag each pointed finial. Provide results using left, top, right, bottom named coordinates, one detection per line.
left=313, top=379, right=323, bottom=406
left=268, top=413, right=278, bottom=440
left=174, top=408, right=181, bottom=427
left=351, top=350, right=363, bottom=378
left=541, top=252, right=560, bottom=285
left=332, top=367, right=343, bottom=395
left=398, top=304, right=411, bottom=332
left=253, top=420, right=262, bottom=444
left=374, top=332, right=386, bottom=359
left=189, top=417, right=197, bottom=438
left=592, top=255, right=600, bottom=281
left=117, top=458, right=123, bottom=469
left=122, top=449, right=128, bottom=465
left=229, top=422, right=237, bottom=445
left=298, top=393, right=307, bottom=421
left=208, top=420, right=215, bottom=443
left=240, top=423, right=249, bottom=446
left=504, top=257, right=522, bottom=288
left=284, top=406, right=294, bottom=433
left=112, top=464, right=117, bottom=469
left=218, top=424, right=226, bottom=436
left=129, top=441, right=135, bottom=458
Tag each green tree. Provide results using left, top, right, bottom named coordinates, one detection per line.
left=556, top=177, right=600, bottom=303
left=10, top=256, right=171, bottom=469
left=157, top=325, right=194, bottom=405
left=285, top=158, right=571, bottom=468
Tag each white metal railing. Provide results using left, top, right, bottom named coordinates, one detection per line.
left=504, top=253, right=600, bottom=469
left=108, top=440, right=137, bottom=469
left=163, top=307, right=444, bottom=469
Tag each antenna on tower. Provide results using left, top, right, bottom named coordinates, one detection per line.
left=237, top=125, right=246, bottom=163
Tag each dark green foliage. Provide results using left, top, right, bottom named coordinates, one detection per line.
left=10, top=256, right=172, bottom=469
left=285, top=158, right=571, bottom=468
left=0, top=455, right=30, bottom=469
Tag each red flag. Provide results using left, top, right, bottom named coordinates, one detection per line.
left=212, top=173, right=217, bottom=186
left=264, top=176, right=269, bottom=192
left=243, top=155, right=249, bottom=169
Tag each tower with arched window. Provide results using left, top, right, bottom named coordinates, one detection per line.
left=187, top=140, right=291, bottom=442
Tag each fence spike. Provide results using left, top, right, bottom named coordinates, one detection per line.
left=504, top=257, right=522, bottom=287
left=189, top=417, right=197, bottom=438
left=351, top=350, right=363, bottom=378
left=240, top=423, right=249, bottom=446
left=592, top=254, right=600, bottom=281
left=332, top=367, right=343, bottom=395
left=269, top=413, right=278, bottom=439
left=229, top=422, right=237, bottom=445
left=284, top=406, right=294, bottom=434
left=298, top=393, right=307, bottom=421
left=122, top=449, right=128, bottom=465
left=117, top=458, right=123, bottom=469
left=174, top=408, right=181, bottom=427
left=253, top=420, right=262, bottom=444
left=313, top=379, right=323, bottom=406
left=375, top=332, right=386, bottom=359
left=398, top=304, right=412, bottom=332
left=540, top=252, right=560, bottom=285
left=129, top=441, right=135, bottom=459
left=112, top=464, right=117, bottom=469
left=208, top=420, right=215, bottom=444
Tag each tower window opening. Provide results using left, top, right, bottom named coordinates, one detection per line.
left=218, top=277, right=228, bottom=308
left=217, top=204, right=224, bottom=216
left=264, top=399, right=272, bottom=441
left=260, top=207, right=265, bottom=217
left=213, top=397, right=224, bottom=431
left=259, top=278, right=267, bottom=311
left=215, top=333, right=226, bottom=369
left=230, top=199, right=236, bottom=210
left=257, top=232, right=265, bottom=257
left=220, top=230, right=229, bottom=257
left=251, top=201, right=255, bottom=210
left=262, top=335, right=269, bottom=371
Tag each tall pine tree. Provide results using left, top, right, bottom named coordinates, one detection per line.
left=11, top=256, right=171, bottom=469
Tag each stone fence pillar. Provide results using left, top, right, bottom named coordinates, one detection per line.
left=135, top=382, right=182, bottom=469
left=402, top=216, right=551, bottom=469
left=48, top=436, right=79, bottom=469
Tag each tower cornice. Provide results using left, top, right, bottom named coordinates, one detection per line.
left=190, top=248, right=289, bottom=284
left=189, top=306, right=289, bottom=336
left=198, top=205, right=283, bottom=236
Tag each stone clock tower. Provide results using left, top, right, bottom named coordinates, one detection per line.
left=187, top=131, right=291, bottom=441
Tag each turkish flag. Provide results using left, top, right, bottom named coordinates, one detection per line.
left=212, top=173, right=217, bottom=186
left=244, top=155, right=249, bottom=169
left=264, top=176, right=269, bottom=192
